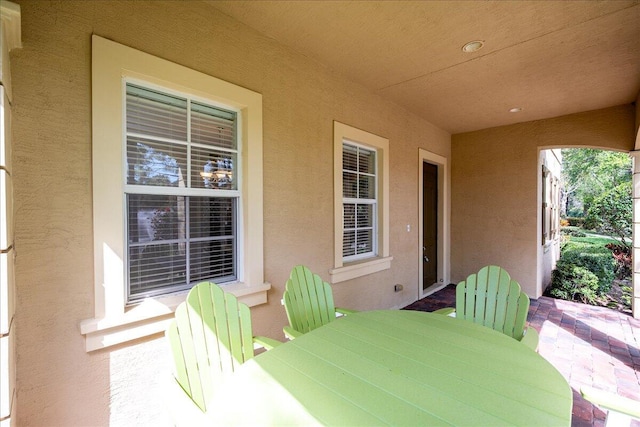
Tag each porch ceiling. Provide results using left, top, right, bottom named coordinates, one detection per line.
left=208, top=1, right=640, bottom=134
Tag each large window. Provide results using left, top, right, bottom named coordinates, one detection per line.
left=82, top=36, right=267, bottom=352
left=125, top=83, right=239, bottom=301
left=331, top=122, right=392, bottom=283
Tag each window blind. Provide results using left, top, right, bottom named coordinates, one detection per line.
left=125, top=83, right=238, bottom=300
left=342, top=143, right=376, bottom=260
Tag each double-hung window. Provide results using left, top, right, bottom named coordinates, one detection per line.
left=125, top=83, right=238, bottom=301
left=331, top=122, right=392, bottom=283
left=541, top=163, right=560, bottom=245
left=83, top=36, right=266, bottom=352
left=342, top=143, right=377, bottom=261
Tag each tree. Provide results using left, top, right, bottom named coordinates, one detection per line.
left=584, top=181, right=632, bottom=247
left=562, top=149, right=631, bottom=217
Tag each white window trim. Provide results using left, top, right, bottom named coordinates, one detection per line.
left=81, top=35, right=267, bottom=352
left=330, top=121, right=392, bottom=283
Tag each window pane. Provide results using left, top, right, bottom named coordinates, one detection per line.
left=191, top=102, right=236, bottom=150
left=129, top=243, right=187, bottom=297
left=343, top=145, right=358, bottom=172
left=192, top=147, right=237, bottom=190
left=343, top=171, right=357, bottom=199
left=358, top=175, right=376, bottom=199
left=343, top=230, right=355, bottom=257
left=189, top=197, right=235, bottom=238
left=356, top=204, right=373, bottom=228
left=127, top=194, right=186, bottom=243
left=358, top=148, right=375, bottom=174
left=126, top=84, right=188, bottom=141
left=356, top=229, right=373, bottom=254
left=344, top=204, right=356, bottom=229
left=127, top=194, right=238, bottom=299
left=190, top=239, right=236, bottom=282
left=126, top=137, right=187, bottom=187
left=190, top=196, right=237, bottom=283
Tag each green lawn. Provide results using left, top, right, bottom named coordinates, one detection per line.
left=568, top=234, right=620, bottom=246
left=562, top=226, right=623, bottom=247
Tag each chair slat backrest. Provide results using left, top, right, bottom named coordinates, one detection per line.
left=166, top=282, right=255, bottom=412
left=456, top=265, right=529, bottom=340
left=283, top=265, right=337, bottom=335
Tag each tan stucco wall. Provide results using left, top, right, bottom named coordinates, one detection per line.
left=9, top=1, right=450, bottom=424
left=451, top=105, right=636, bottom=298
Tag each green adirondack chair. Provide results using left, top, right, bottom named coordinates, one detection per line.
left=435, top=265, right=539, bottom=351
left=581, top=386, right=640, bottom=426
left=165, top=281, right=280, bottom=423
left=282, top=265, right=358, bottom=339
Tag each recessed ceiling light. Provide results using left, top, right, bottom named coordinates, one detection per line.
left=462, top=40, right=484, bottom=53
left=509, top=107, right=523, bottom=113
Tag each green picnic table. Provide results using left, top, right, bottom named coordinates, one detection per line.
left=205, top=310, right=572, bottom=426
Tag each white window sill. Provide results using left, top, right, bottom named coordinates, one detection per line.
left=80, top=282, right=270, bottom=352
left=329, top=256, right=393, bottom=284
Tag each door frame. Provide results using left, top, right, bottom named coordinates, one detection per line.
left=418, top=149, right=450, bottom=299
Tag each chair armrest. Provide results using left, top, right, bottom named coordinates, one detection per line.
left=520, top=327, right=539, bottom=352
left=433, top=307, right=455, bottom=316
left=283, top=326, right=303, bottom=340
left=336, top=307, right=358, bottom=316
left=253, top=336, right=282, bottom=350
left=581, top=386, right=640, bottom=419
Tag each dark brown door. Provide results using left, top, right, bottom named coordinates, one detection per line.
left=423, top=162, right=438, bottom=291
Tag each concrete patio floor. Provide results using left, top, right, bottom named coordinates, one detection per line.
left=404, top=285, right=640, bottom=427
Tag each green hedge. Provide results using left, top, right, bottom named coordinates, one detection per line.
left=549, top=259, right=598, bottom=304
left=562, top=227, right=586, bottom=237
left=558, top=244, right=615, bottom=295
left=550, top=260, right=599, bottom=304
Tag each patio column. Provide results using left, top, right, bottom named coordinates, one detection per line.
left=631, top=151, right=640, bottom=319
left=0, top=1, right=21, bottom=424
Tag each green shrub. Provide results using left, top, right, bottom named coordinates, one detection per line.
left=560, top=246, right=615, bottom=295
left=549, top=261, right=599, bottom=304
left=566, top=217, right=585, bottom=227
left=605, top=243, right=632, bottom=280
left=562, top=227, right=586, bottom=237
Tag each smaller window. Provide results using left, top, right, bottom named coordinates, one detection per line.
left=541, top=164, right=560, bottom=245
left=342, top=143, right=377, bottom=261
left=331, top=122, right=392, bottom=284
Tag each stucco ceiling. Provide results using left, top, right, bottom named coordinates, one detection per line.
left=208, top=1, right=640, bottom=134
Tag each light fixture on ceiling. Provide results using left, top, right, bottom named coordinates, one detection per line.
left=509, top=107, right=523, bottom=113
left=461, top=40, right=484, bottom=53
